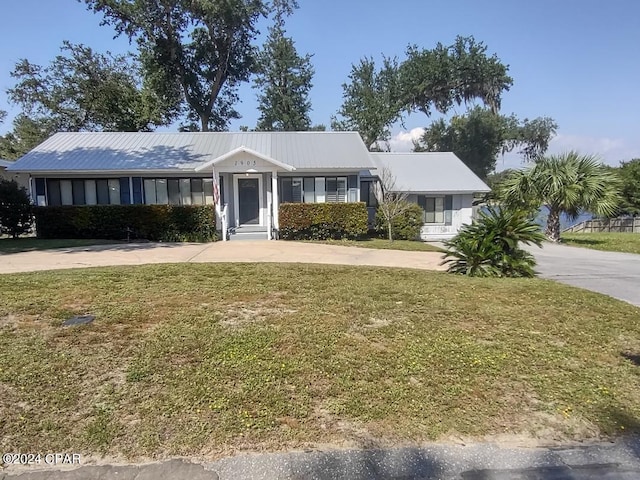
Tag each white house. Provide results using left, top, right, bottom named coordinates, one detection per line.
left=6, top=131, right=489, bottom=241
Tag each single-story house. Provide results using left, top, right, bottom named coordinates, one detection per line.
left=6, top=131, right=489, bottom=241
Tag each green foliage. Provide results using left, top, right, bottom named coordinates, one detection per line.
left=398, top=36, right=513, bottom=116
left=331, top=56, right=402, bottom=150
left=83, top=0, right=295, bottom=131
left=34, top=205, right=216, bottom=242
left=0, top=115, right=55, bottom=160
left=7, top=42, right=175, bottom=134
left=375, top=202, right=423, bottom=240
left=497, top=152, right=622, bottom=242
left=615, top=159, right=640, bottom=216
left=254, top=12, right=314, bottom=131
left=0, top=179, right=33, bottom=238
left=441, top=207, right=544, bottom=277
left=415, top=107, right=557, bottom=179
left=279, top=203, right=368, bottom=240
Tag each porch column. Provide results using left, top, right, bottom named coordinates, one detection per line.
left=272, top=171, right=279, bottom=231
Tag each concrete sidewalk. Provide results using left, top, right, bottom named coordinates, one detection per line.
left=3, top=438, right=640, bottom=479
left=0, top=241, right=445, bottom=274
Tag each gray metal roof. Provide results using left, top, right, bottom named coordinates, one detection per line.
left=7, top=131, right=375, bottom=172
left=0, top=159, right=14, bottom=168
left=371, top=152, right=490, bottom=193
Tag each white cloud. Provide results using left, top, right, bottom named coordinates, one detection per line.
left=546, top=134, right=639, bottom=166
left=387, top=128, right=426, bottom=152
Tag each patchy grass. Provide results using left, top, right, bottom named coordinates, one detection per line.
left=562, top=233, right=640, bottom=255
left=1, top=263, right=640, bottom=459
left=303, top=238, right=443, bottom=252
left=0, top=238, right=122, bottom=254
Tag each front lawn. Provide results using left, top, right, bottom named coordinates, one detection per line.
left=1, top=263, right=639, bottom=459
left=0, top=238, right=121, bottom=254
left=304, top=238, right=443, bottom=252
left=562, top=232, right=640, bottom=255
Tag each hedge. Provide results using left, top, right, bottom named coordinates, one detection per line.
left=279, top=202, right=368, bottom=240
left=34, top=205, right=217, bottom=242
left=375, top=202, right=424, bottom=240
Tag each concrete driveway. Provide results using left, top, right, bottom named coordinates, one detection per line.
left=525, top=242, right=640, bottom=307
left=0, top=241, right=446, bottom=275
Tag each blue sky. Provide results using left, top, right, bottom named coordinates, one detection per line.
left=1, top=0, right=639, bottom=168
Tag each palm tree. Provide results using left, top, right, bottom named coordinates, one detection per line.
left=497, top=151, right=622, bottom=242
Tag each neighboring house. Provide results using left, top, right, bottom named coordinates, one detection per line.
left=0, top=159, right=30, bottom=190
left=371, top=153, right=490, bottom=240
left=6, top=131, right=489, bottom=241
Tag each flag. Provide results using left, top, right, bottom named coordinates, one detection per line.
left=212, top=165, right=220, bottom=209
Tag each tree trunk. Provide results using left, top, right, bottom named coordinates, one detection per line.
left=387, top=220, right=393, bottom=242
left=200, top=114, right=209, bottom=132
left=545, top=208, right=561, bottom=242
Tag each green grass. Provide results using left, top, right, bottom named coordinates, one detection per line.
left=303, top=238, right=443, bottom=252
left=0, top=238, right=121, bottom=254
left=1, top=263, right=640, bottom=459
left=562, top=233, right=640, bottom=255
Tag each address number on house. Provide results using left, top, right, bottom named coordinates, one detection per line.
left=233, top=160, right=258, bottom=167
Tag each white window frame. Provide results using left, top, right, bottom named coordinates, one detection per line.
left=233, top=173, right=264, bottom=227
left=423, top=196, right=445, bottom=224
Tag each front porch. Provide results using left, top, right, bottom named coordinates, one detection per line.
left=195, top=146, right=293, bottom=241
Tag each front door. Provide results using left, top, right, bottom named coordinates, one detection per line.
left=238, top=178, right=260, bottom=225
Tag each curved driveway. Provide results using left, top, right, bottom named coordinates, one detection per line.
left=0, top=241, right=445, bottom=275
left=525, top=242, right=640, bottom=307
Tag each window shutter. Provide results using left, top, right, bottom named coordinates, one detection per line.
left=417, top=196, right=427, bottom=223
left=132, top=177, right=144, bottom=204
left=72, top=179, right=86, bottom=205
left=444, top=195, right=453, bottom=225
left=120, top=177, right=131, bottom=205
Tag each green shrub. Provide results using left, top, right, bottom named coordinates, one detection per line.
left=279, top=203, right=368, bottom=240
left=34, top=205, right=216, bottom=242
left=441, top=206, right=545, bottom=277
left=0, top=179, right=33, bottom=238
left=374, top=202, right=423, bottom=240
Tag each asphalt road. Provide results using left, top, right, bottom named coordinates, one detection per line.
left=4, top=439, right=640, bottom=479
left=524, top=242, right=640, bottom=307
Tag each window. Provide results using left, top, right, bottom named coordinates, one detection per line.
left=96, top=180, right=110, bottom=205
left=144, top=179, right=157, bottom=204
left=191, top=178, right=204, bottom=205
left=326, top=177, right=347, bottom=202
left=47, top=180, right=62, bottom=206
left=303, top=178, right=315, bottom=203
left=85, top=180, right=97, bottom=205
left=156, top=179, right=169, bottom=204
left=108, top=179, right=121, bottom=205
left=72, top=180, right=86, bottom=205
left=419, top=195, right=453, bottom=224
left=60, top=180, right=73, bottom=205
left=314, top=177, right=325, bottom=203
left=168, top=179, right=181, bottom=205
left=203, top=178, right=214, bottom=205
left=180, top=179, right=192, bottom=205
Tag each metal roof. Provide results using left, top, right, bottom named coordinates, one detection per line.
left=0, top=159, right=14, bottom=168
left=7, top=131, right=375, bottom=172
left=371, top=152, right=490, bottom=193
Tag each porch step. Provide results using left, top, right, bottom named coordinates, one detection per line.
left=227, top=226, right=269, bottom=241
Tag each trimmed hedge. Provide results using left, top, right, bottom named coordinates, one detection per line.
left=375, top=202, right=424, bottom=240
left=34, top=205, right=217, bottom=242
left=279, top=202, right=368, bottom=240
